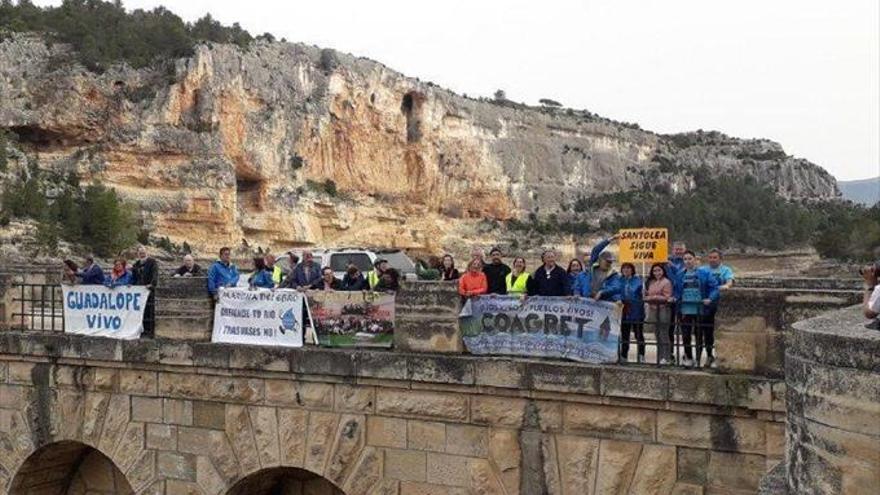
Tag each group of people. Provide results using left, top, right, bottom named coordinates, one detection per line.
left=206, top=247, right=401, bottom=298
left=61, top=238, right=737, bottom=367
left=62, top=245, right=160, bottom=336
left=445, top=237, right=735, bottom=368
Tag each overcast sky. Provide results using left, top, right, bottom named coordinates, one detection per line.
left=36, top=0, right=880, bottom=180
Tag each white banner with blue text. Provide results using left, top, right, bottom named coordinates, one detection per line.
left=212, top=288, right=306, bottom=348
left=62, top=285, right=151, bottom=339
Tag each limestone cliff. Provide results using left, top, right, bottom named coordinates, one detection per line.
left=0, top=34, right=839, bottom=253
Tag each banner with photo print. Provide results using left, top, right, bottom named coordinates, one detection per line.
left=308, top=291, right=395, bottom=348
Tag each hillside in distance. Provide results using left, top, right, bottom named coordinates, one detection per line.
left=838, top=177, right=879, bottom=206
left=0, top=27, right=839, bottom=255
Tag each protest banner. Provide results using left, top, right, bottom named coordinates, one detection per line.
left=308, top=291, right=395, bottom=348
left=212, top=288, right=305, bottom=347
left=618, top=228, right=669, bottom=263
left=62, top=285, right=151, bottom=339
left=459, top=295, right=621, bottom=363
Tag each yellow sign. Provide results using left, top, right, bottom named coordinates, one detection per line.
left=618, top=228, right=669, bottom=263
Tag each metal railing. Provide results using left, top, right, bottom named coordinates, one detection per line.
left=6, top=283, right=155, bottom=335
left=617, top=313, right=718, bottom=368
left=10, top=283, right=65, bottom=332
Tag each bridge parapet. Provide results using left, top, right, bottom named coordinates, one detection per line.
left=0, top=275, right=863, bottom=377
left=0, top=330, right=785, bottom=494
left=771, top=307, right=880, bottom=494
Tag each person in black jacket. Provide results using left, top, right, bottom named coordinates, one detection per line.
left=132, top=245, right=159, bottom=337
left=527, top=249, right=570, bottom=296
left=311, top=267, right=342, bottom=290
left=173, top=255, right=202, bottom=277
left=440, top=254, right=460, bottom=281
left=341, top=263, right=368, bottom=291
left=483, top=247, right=511, bottom=295
left=374, top=268, right=400, bottom=292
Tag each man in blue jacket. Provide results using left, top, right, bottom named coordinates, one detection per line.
left=703, top=249, right=734, bottom=368
left=574, top=235, right=622, bottom=301
left=207, top=247, right=240, bottom=299
left=673, top=250, right=719, bottom=368
left=77, top=257, right=105, bottom=285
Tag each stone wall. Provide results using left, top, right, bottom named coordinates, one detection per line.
left=153, top=277, right=213, bottom=341
left=781, top=307, right=880, bottom=494
left=393, top=281, right=461, bottom=353
left=714, top=288, right=861, bottom=377
left=735, top=278, right=861, bottom=291
left=0, top=332, right=785, bottom=495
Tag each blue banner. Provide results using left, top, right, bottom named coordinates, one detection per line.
left=459, top=295, right=621, bottom=363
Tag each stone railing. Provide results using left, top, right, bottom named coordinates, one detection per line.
left=761, top=306, right=879, bottom=494
left=734, top=277, right=862, bottom=291
left=0, top=274, right=863, bottom=378
left=149, top=277, right=463, bottom=347
left=714, top=287, right=861, bottom=377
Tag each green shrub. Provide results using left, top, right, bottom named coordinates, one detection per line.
left=1, top=165, right=140, bottom=256
left=1, top=160, right=47, bottom=218
left=0, top=0, right=255, bottom=72
left=78, top=183, right=138, bottom=256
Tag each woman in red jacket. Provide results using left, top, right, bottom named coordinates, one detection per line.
left=458, top=258, right=488, bottom=304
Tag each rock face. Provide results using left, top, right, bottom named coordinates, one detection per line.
left=0, top=34, right=839, bottom=253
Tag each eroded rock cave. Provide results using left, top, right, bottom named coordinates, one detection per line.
left=401, top=91, right=425, bottom=143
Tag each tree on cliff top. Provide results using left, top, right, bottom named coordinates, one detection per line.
left=0, top=0, right=254, bottom=71
left=539, top=98, right=562, bottom=107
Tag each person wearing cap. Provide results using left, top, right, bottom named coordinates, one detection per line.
left=367, top=258, right=389, bottom=289
left=483, top=247, right=511, bottom=295
left=574, top=235, right=622, bottom=301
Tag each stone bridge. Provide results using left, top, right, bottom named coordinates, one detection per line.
left=0, top=332, right=785, bottom=495
left=0, top=275, right=871, bottom=495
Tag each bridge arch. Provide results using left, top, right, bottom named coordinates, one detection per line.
left=9, top=440, right=134, bottom=495
left=226, top=466, right=345, bottom=495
